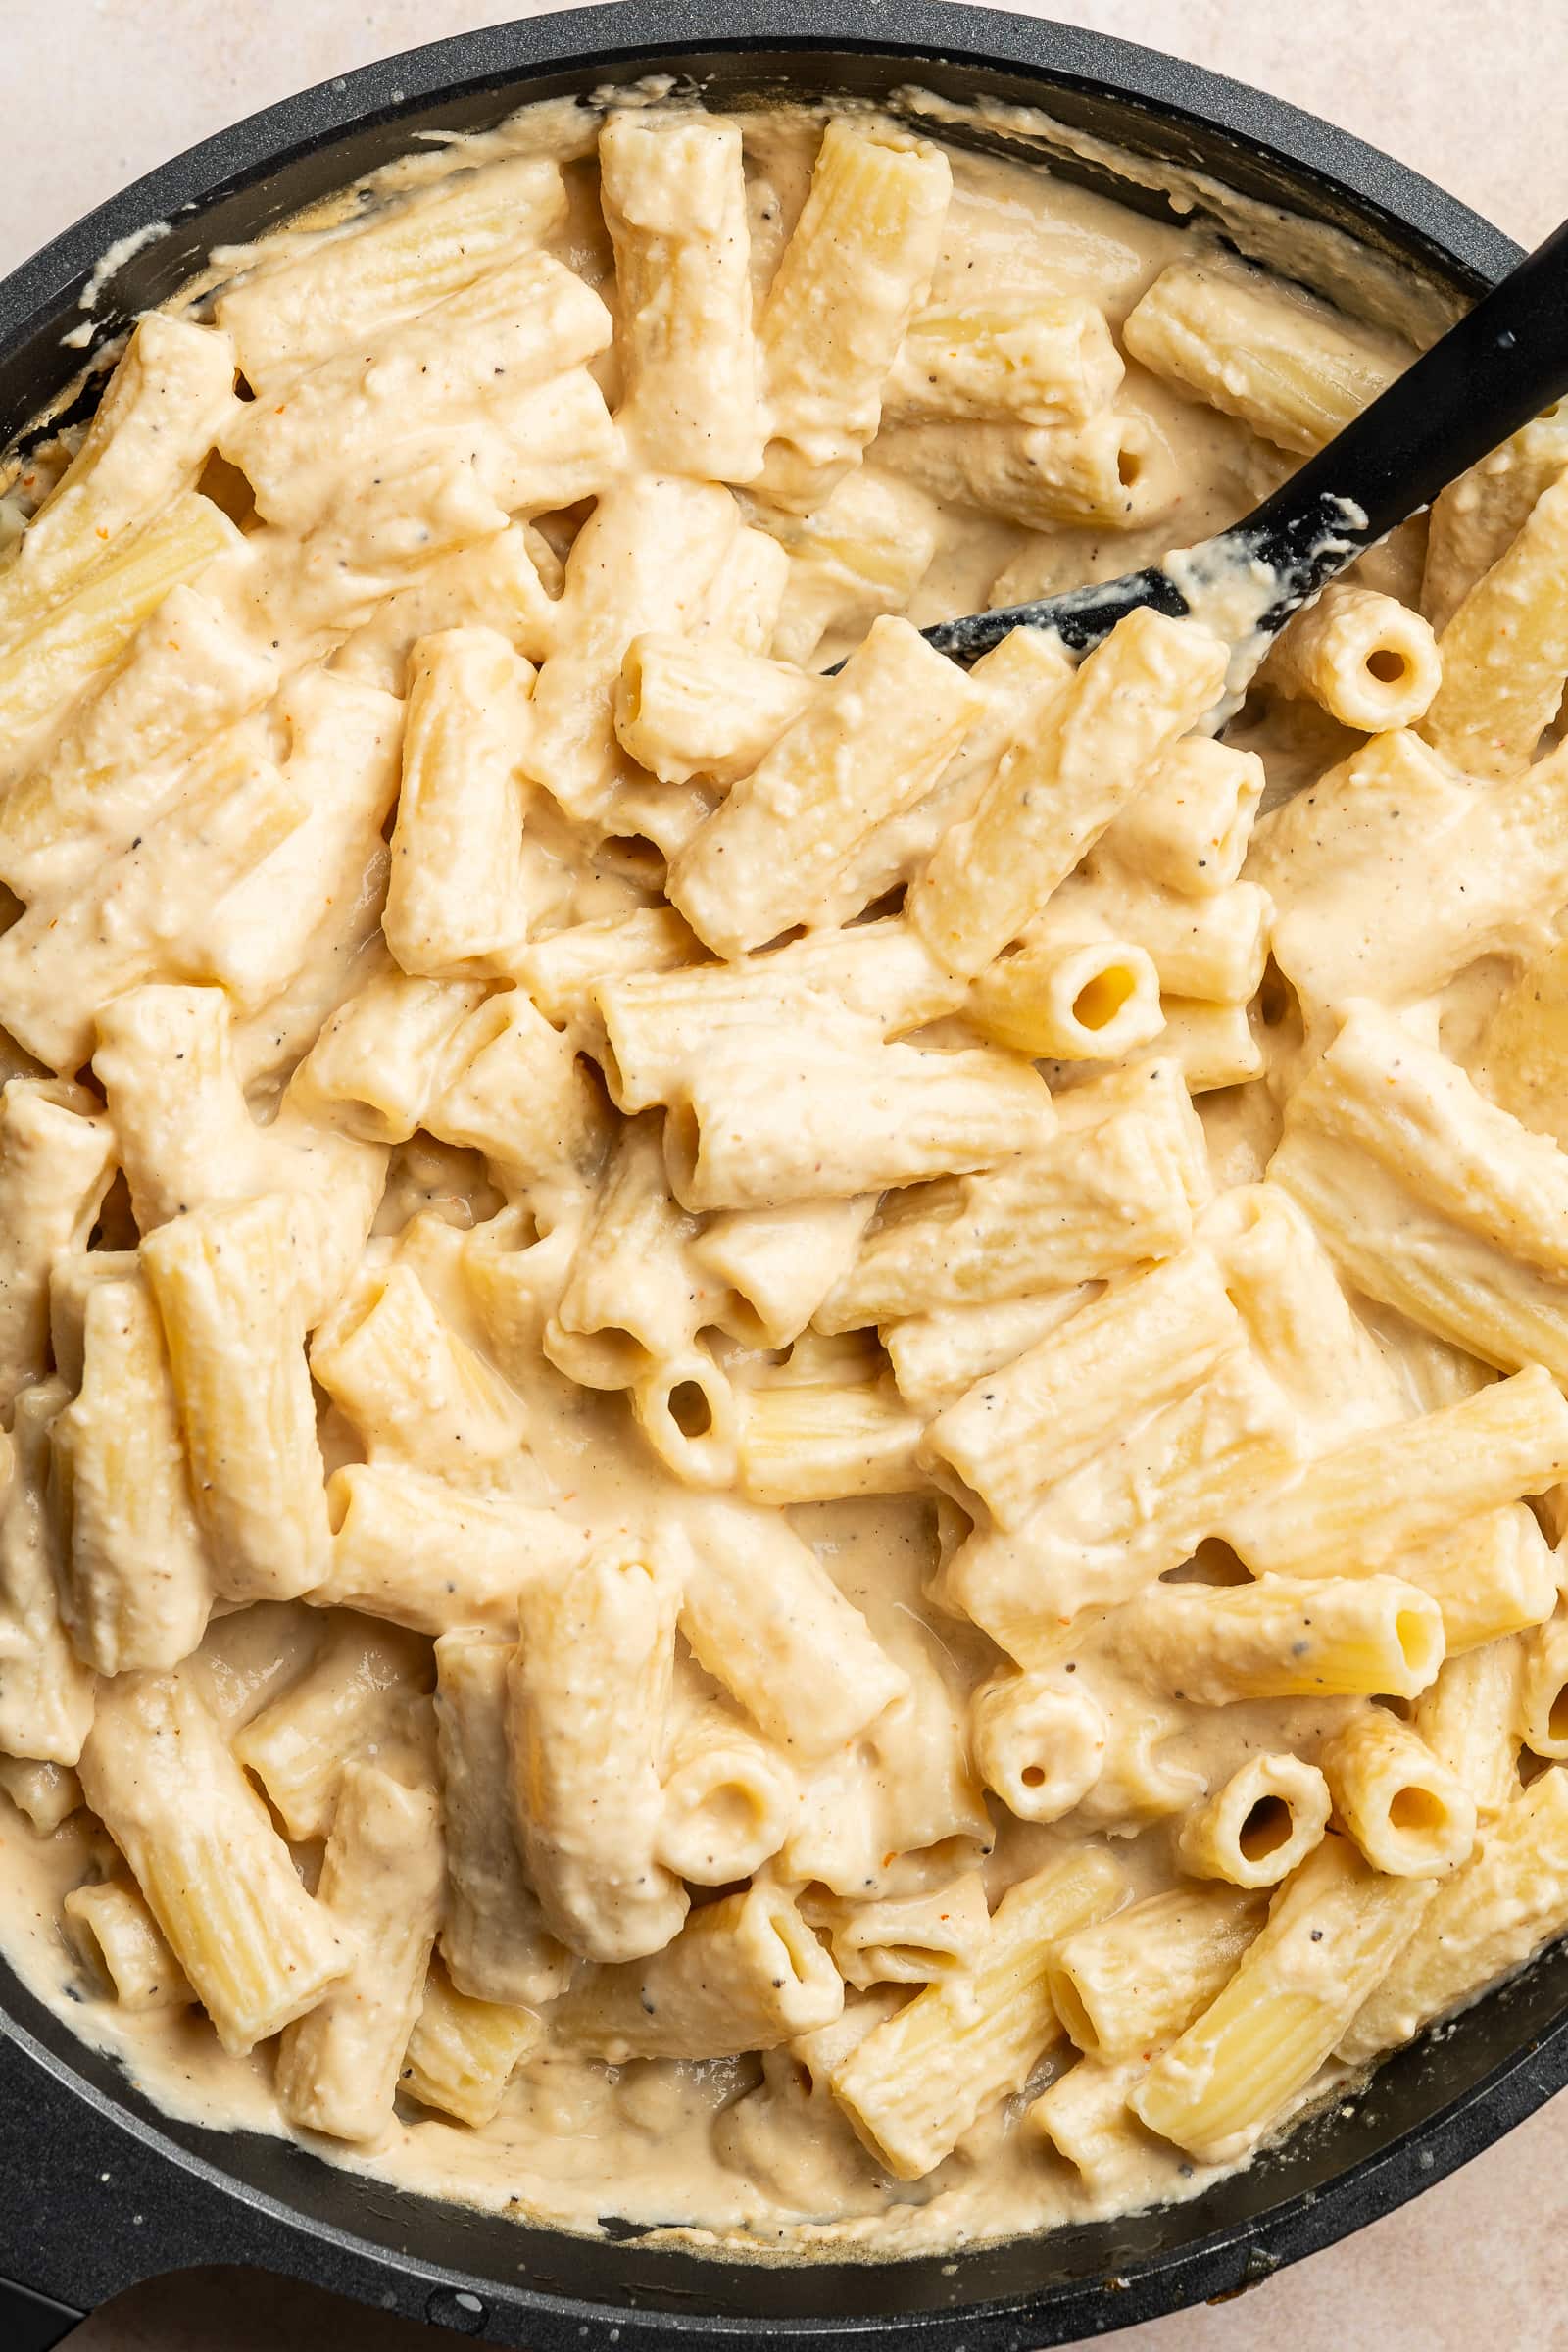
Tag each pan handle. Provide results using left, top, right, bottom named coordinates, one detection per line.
left=0, top=2277, right=79, bottom=2349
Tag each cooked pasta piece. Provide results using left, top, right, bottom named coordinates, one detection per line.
left=51, top=1270, right=211, bottom=1676
left=275, top=1761, right=445, bottom=2143
left=970, top=1672, right=1107, bottom=1822
left=910, top=608, right=1229, bottom=976
left=0, top=1387, right=95, bottom=1765
left=1420, top=470, right=1568, bottom=780
left=829, top=1849, right=1125, bottom=2180
left=669, top=614, right=986, bottom=957
left=0, top=1080, right=116, bottom=1413
left=1123, top=257, right=1401, bottom=452
left=671, top=1494, right=908, bottom=1764
left=564, top=1884, right=843, bottom=2059
left=233, top=1615, right=431, bottom=1841
left=1174, top=1753, right=1331, bottom=1889
left=1318, top=1706, right=1476, bottom=1876
left=812, top=1875, right=991, bottom=1989
left=1107, top=1575, right=1446, bottom=1704
left=64, top=1878, right=193, bottom=2011
left=382, top=628, right=534, bottom=977
left=77, top=1671, right=348, bottom=2053
left=1337, top=1765, right=1568, bottom=2063
left=1047, top=1885, right=1264, bottom=2062
left=883, top=295, right=1123, bottom=428
left=400, top=1960, right=547, bottom=2128
left=1131, top=1837, right=1433, bottom=2159
left=215, top=154, right=569, bottom=392
left=510, top=1541, right=687, bottom=1964
left=756, top=120, right=951, bottom=510
left=434, top=1632, right=573, bottom=2005
left=142, top=1194, right=328, bottom=1603
left=1096, top=738, right=1263, bottom=897
left=319, top=1463, right=586, bottom=1634
left=599, top=112, right=765, bottom=481
left=1422, top=402, right=1568, bottom=629
left=1263, top=582, right=1440, bottom=731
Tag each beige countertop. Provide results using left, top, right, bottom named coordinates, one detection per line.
left=7, top=2, right=1568, bottom=2346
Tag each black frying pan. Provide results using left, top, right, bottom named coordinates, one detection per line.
left=0, top=8, right=1554, bottom=2346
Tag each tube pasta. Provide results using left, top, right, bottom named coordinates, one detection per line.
left=319, top=1462, right=587, bottom=1635
left=1028, top=2056, right=1161, bottom=2207
left=77, top=1671, right=348, bottom=2054
left=829, top=1848, right=1125, bottom=2180
left=1253, top=729, right=1568, bottom=1015
left=663, top=1030, right=1054, bottom=1213
left=1516, top=1607, right=1568, bottom=1759
left=924, top=1249, right=1242, bottom=1532
left=216, top=155, right=569, bottom=392
left=815, top=1875, right=991, bottom=1990
left=383, top=628, right=534, bottom=977
left=0, top=316, right=236, bottom=647
left=595, top=917, right=962, bottom=1114
left=142, top=1193, right=328, bottom=1604
left=433, top=1632, right=572, bottom=2004
left=656, top=1694, right=796, bottom=1885
left=334, top=520, right=562, bottom=690
left=878, top=412, right=1178, bottom=531
left=51, top=1270, right=211, bottom=1676
left=1108, top=1575, right=1446, bottom=1704
left=1337, top=1765, right=1568, bottom=2064
left=671, top=1495, right=908, bottom=1764
left=883, top=295, right=1124, bottom=429
left=1422, top=403, right=1568, bottom=630
left=1123, top=257, right=1401, bottom=453
left=1174, top=1753, right=1331, bottom=1888
left=64, top=1878, right=194, bottom=2011
left=233, top=1616, right=431, bottom=1841
left=939, top=1345, right=1300, bottom=1653
left=762, top=470, right=940, bottom=667
left=599, top=113, right=765, bottom=481
left=0, top=1386, right=97, bottom=1765
left=1227, top=1368, right=1568, bottom=1580
left=220, top=250, right=612, bottom=534
left=1131, top=1836, right=1433, bottom=2159
left=0, top=1081, right=115, bottom=1414
left=1264, top=583, right=1440, bottom=731
left=1420, top=470, right=1568, bottom=781
left=1047, top=1885, right=1264, bottom=2063
left=1097, top=738, right=1263, bottom=897
left=524, top=477, right=746, bottom=822
left=311, top=1261, right=525, bottom=1477
left=400, top=1961, right=547, bottom=2129
left=1319, top=1706, right=1476, bottom=1877
left=545, top=1112, right=713, bottom=1387
left=1413, top=1640, right=1525, bottom=1817
left=564, top=1884, right=843, bottom=2060
left=1270, top=1005, right=1568, bottom=1378
left=910, top=608, right=1229, bottom=976
left=695, top=1198, right=874, bottom=1350
left=756, top=120, right=951, bottom=511
left=884, top=1290, right=1095, bottom=1418
left=275, top=1761, right=445, bottom=2144
left=669, top=614, right=987, bottom=958
left=612, top=634, right=815, bottom=785
left=510, top=1541, right=687, bottom=1964
left=0, top=744, right=310, bottom=1073
left=970, top=1673, right=1107, bottom=1823
left=736, top=1375, right=924, bottom=1505
left=0, top=585, right=277, bottom=901
left=0, top=1756, right=81, bottom=1836
left=970, top=937, right=1163, bottom=1061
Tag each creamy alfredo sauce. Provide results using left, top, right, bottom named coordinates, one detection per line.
left=0, top=94, right=1441, bottom=2257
